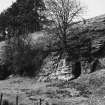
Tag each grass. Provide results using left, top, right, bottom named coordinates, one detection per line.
left=0, top=69, right=105, bottom=105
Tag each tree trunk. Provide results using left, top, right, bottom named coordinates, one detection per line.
left=90, top=58, right=99, bottom=73
left=72, top=61, right=81, bottom=79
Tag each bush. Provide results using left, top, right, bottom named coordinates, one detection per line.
left=0, top=64, right=11, bottom=80
left=2, top=36, right=49, bottom=77
left=2, top=99, right=14, bottom=105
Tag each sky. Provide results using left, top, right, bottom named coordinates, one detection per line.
left=0, top=0, right=16, bottom=12
left=0, top=0, right=105, bottom=19
left=80, top=0, right=105, bottom=19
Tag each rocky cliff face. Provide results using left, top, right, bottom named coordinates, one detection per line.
left=38, top=54, right=73, bottom=81
left=38, top=14, right=105, bottom=81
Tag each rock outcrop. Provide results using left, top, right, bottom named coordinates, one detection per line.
left=38, top=14, right=105, bottom=81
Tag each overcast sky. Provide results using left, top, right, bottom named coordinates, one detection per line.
left=80, top=0, right=105, bottom=19
left=0, top=0, right=16, bottom=12
left=0, top=0, right=105, bottom=19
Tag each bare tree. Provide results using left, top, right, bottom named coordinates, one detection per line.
left=44, top=0, right=84, bottom=53
left=44, top=0, right=85, bottom=79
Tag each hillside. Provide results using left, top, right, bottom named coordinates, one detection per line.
left=76, top=14, right=105, bottom=47
left=1, top=14, right=105, bottom=54
left=0, top=14, right=105, bottom=105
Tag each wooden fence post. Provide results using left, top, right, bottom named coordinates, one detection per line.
left=16, top=95, right=18, bottom=105
left=0, top=93, right=3, bottom=105
left=39, top=98, right=42, bottom=105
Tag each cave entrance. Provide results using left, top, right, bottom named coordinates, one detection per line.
left=72, top=61, right=81, bottom=79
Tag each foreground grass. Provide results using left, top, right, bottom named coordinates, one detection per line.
left=0, top=69, right=105, bottom=105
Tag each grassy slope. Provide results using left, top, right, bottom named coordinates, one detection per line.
left=0, top=76, right=87, bottom=105
left=0, top=70, right=105, bottom=105
left=1, top=69, right=105, bottom=105
left=0, top=76, right=49, bottom=105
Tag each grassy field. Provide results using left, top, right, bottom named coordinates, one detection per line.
left=0, top=69, right=105, bottom=105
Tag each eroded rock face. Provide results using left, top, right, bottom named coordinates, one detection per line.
left=38, top=54, right=105, bottom=82
left=38, top=54, right=73, bottom=82
left=37, top=14, right=105, bottom=81
left=38, top=56, right=82, bottom=81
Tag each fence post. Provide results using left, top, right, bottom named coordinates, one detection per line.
left=39, top=98, right=42, bottom=105
left=16, top=95, right=18, bottom=105
left=0, top=93, right=3, bottom=105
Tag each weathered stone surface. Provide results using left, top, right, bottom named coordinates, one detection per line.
left=38, top=54, right=73, bottom=81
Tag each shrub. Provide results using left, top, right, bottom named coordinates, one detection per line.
left=0, top=64, right=11, bottom=80
left=2, top=99, right=14, bottom=105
